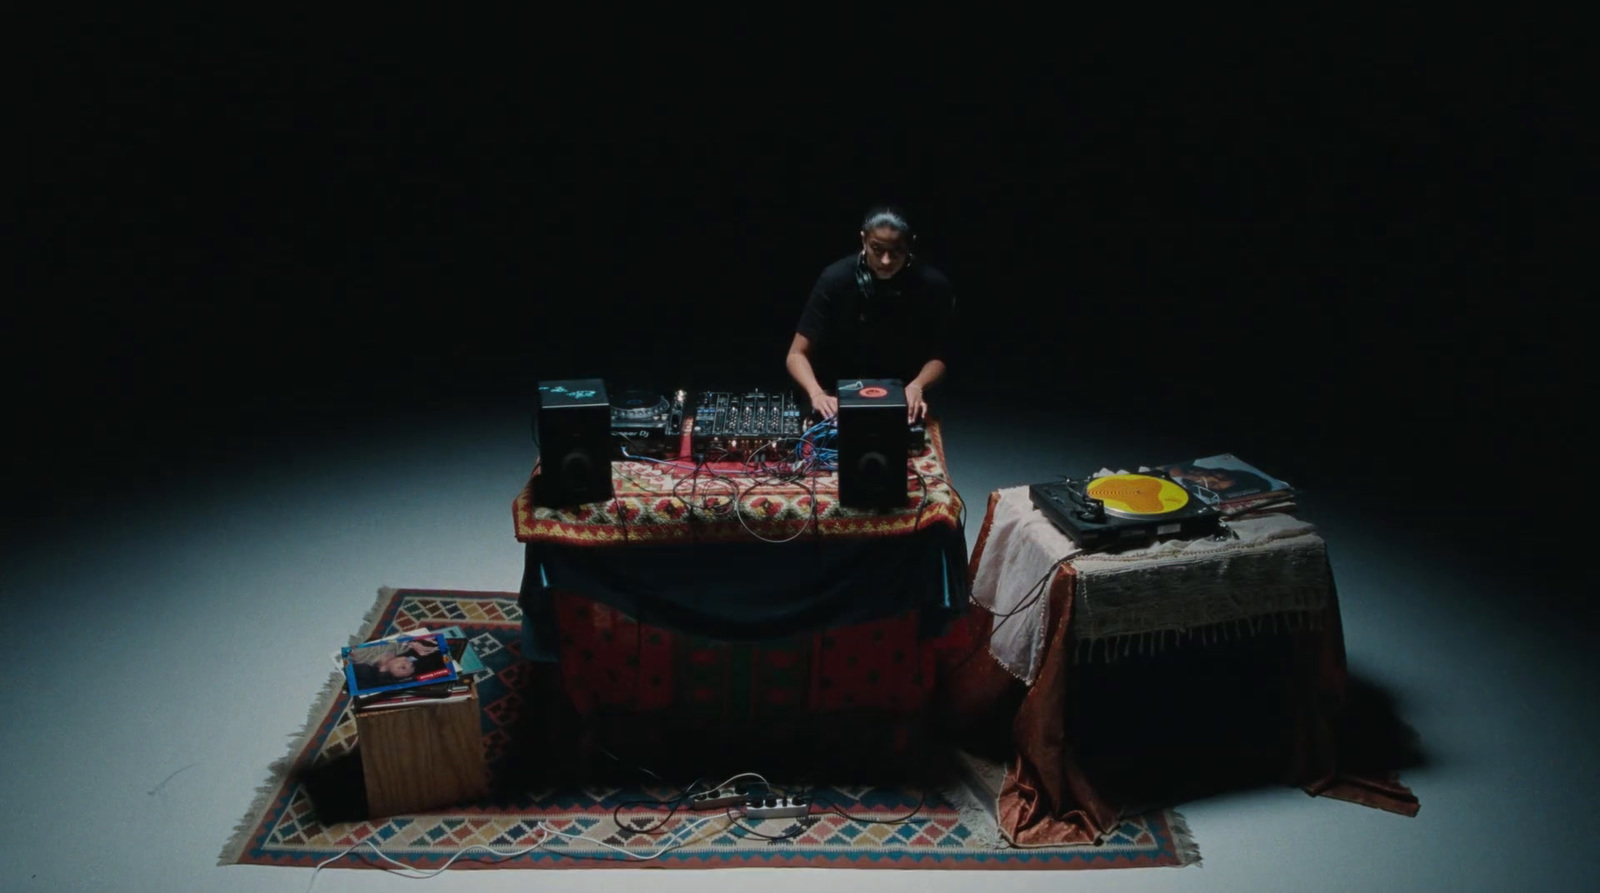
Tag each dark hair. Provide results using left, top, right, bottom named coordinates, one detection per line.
left=860, top=205, right=914, bottom=241
left=351, top=661, right=392, bottom=690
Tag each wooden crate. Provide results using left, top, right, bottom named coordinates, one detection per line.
left=355, top=679, right=489, bottom=817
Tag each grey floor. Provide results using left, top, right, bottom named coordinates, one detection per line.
left=2, top=388, right=1595, bottom=893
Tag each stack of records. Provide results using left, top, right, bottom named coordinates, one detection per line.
left=339, top=627, right=487, bottom=713
left=1147, top=453, right=1297, bottom=517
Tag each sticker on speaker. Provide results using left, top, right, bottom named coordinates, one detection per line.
left=861, top=387, right=888, bottom=398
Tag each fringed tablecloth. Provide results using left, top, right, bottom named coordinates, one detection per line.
left=511, top=419, right=971, bottom=686
left=940, top=488, right=1419, bottom=848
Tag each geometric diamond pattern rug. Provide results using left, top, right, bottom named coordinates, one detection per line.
left=220, top=588, right=1199, bottom=871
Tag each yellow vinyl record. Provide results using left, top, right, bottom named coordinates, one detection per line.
left=1084, top=473, right=1191, bottom=518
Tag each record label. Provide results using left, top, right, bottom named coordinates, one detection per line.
left=1085, top=473, right=1192, bottom=517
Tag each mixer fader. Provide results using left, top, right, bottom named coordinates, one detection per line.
left=689, top=390, right=806, bottom=458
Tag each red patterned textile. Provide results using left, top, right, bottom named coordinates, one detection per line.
left=513, top=421, right=963, bottom=546
left=552, top=593, right=949, bottom=722
left=517, top=419, right=970, bottom=745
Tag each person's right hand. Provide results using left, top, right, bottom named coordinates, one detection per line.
left=811, top=392, right=839, bottom=420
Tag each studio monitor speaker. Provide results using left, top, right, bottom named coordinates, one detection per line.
left=837, top=378, right=909, bottom=510
left=533, top=378, right=615, bottom=508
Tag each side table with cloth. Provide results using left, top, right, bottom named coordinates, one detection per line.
left=942, top=486, right=1419, bottom=847
left=511, top=419, right=970, bottom=743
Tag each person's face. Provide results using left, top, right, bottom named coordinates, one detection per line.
left=1173, top=468, right=1234, bottom=490
left=860, top=225, right=911, bottom=279
left=380, top=655, right=415, bottom=678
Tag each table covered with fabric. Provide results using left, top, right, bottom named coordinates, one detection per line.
left=511, top=419, right=970, bottom=730
left=942, top=486, right=1419, bottom=847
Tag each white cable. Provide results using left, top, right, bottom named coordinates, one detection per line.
left=305, top=834, right=548, bottom=890
left=305, top=809, right=733, bottom=890
left=706, top=771, right=771, bottom=793
left=304, top=769, right=769, bottom=888
left=536, top=812, right=724, bottom=859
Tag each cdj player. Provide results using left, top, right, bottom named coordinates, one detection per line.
left=609, top=388, right=685, bottom=458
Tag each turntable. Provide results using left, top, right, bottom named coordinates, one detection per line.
left=1029, top=472, right=1222, bottom=553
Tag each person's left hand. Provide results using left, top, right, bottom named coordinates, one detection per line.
left=407, top=639, right=439, bottom=656
left=906, top=384, right=927, bottom=423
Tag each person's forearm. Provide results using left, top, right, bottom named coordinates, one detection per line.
left=787, top=351, right=827, bottom=398
left=908, top=359, right=946, bottom=391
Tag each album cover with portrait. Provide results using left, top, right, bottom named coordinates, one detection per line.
left=340, top=632, right=458, bottom=698
left=1149, top=453, right=1294, bottom=506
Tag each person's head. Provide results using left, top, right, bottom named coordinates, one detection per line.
left=351, top=657, right=412, bottom=691
left=858, top=206, right=915, bottom=280
left=1167, top=466, right=1269, bottom=494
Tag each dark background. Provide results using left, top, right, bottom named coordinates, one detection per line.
left=13, top=24, right=1570, bottom=549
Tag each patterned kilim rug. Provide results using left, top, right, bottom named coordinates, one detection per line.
left=220, top=588, right=1199, bottom=871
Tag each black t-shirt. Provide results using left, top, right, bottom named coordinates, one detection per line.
left=795, top=253, right=958, bottom=389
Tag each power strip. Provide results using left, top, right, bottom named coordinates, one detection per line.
left=688, top=787, right=748, bottom=811
left=742, top=794, right=810, bottom=820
